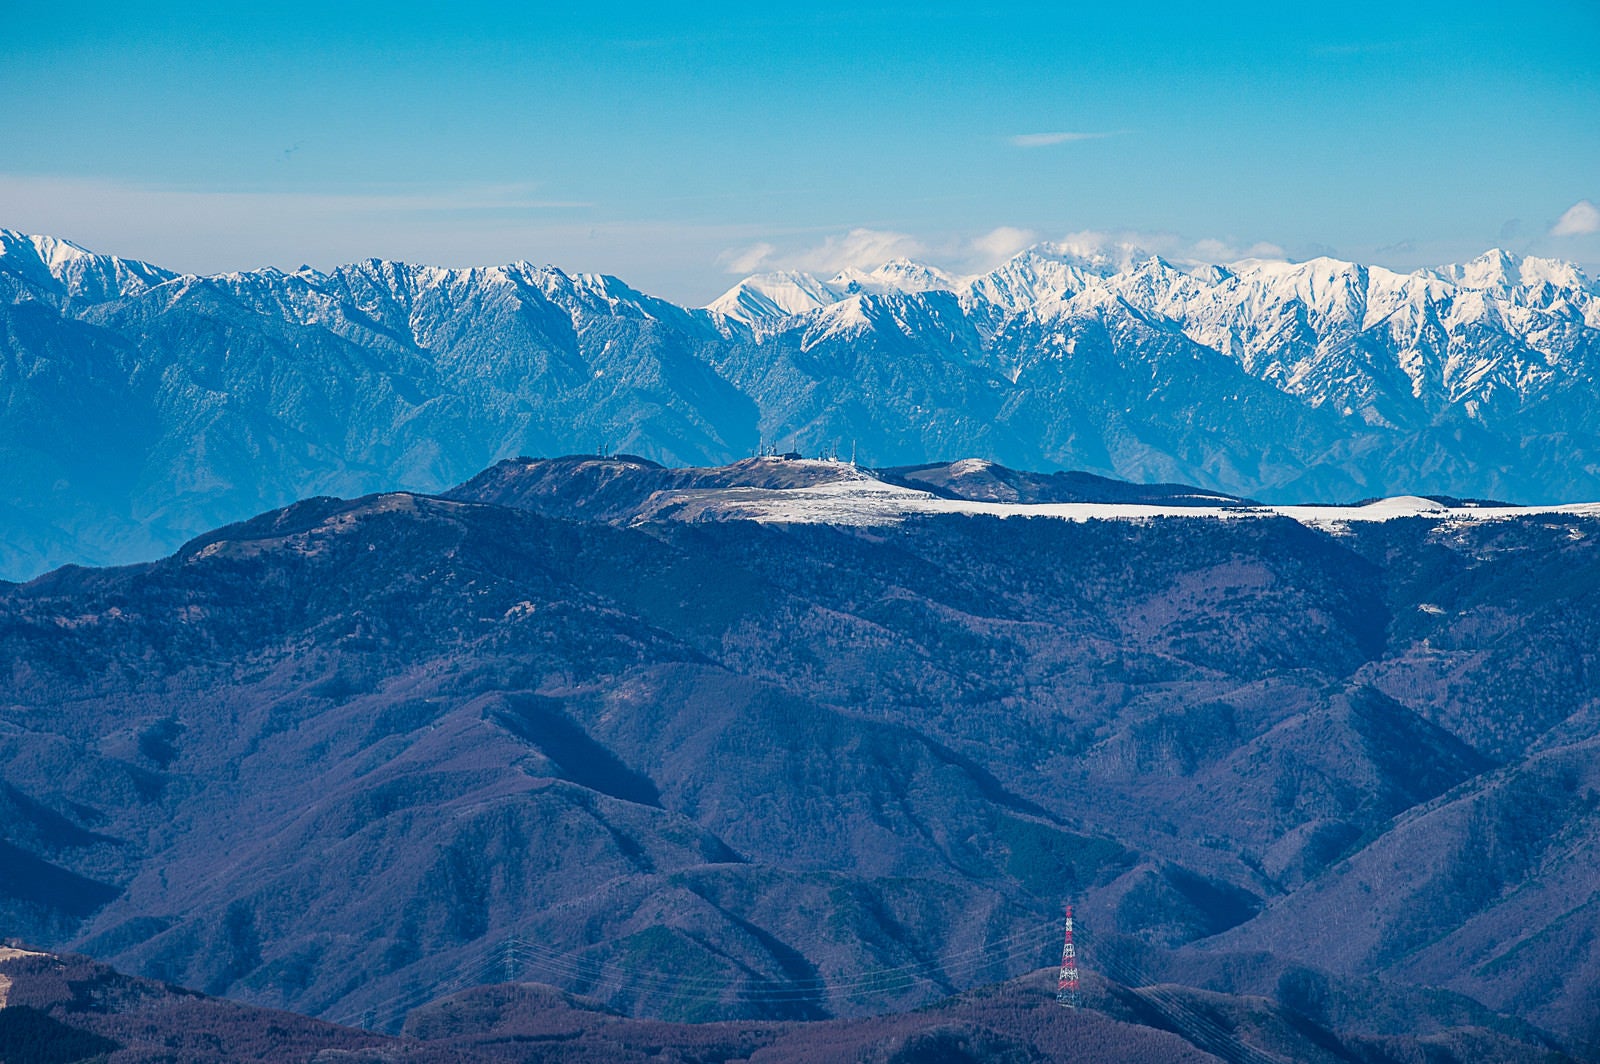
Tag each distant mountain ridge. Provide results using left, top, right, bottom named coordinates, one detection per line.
left=2, top=228, right=1597, bottom=579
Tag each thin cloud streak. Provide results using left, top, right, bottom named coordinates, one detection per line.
left=0, top=173, right=592, bottom=220
left=10, top=174, right=1594, bottom=305
left=1008, top=131, right=1118, bottom=148
left=0, top=173, right=767, bottom=302
left=718, top=228, right=929, bottom=276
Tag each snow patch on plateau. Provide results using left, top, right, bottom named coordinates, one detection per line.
left=649, top=469, right=1600, bottom=531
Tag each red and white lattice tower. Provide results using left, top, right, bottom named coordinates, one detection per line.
left=1057, top=903, right=1080, bottom=1008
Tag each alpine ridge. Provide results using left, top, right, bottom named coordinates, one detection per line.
left=2, top=229, right=1598, bottom=580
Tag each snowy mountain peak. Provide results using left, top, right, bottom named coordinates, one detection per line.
left=1433, top=249, right=1589, bottom=295
left=14, top=230, right=97, bottom=270
left=1439, top=248, right=1524, bottom=293
left=705, top=270, right=847, bottom=330
left=704, top=242, right=1599, bottom=372
left=705, top=258, right=962, bottom=332
left=1516, top=255, right=1591, bottom=292
left=830, top=258, right=954, bottom=295
left=1028, top=239, right=1152, bottom=275
left=965, top=249, right=1093, bottom=311
left=0, top=228, right=177, bottom=302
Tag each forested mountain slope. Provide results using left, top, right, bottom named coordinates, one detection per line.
left=1, top=458, right=1596, bottom=1056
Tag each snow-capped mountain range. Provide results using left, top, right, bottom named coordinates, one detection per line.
left=710, top=242, right=1599, bottom=422
left=1, top=227, right=1597, bottom=579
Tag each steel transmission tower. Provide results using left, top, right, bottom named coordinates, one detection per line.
left=1057, top=904, right=1081, bottom=1008
left=503, top=936, right=519, bottom=984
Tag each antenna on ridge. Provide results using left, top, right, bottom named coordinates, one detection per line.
left=1057, top=903, right=1081, bottom=1008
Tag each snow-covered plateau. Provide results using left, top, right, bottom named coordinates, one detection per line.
left=630, top=457, right=1600, bottom=530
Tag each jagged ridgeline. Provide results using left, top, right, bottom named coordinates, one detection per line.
left=1, top=457, right=1598, bottom=1060
left=3, top=229, right=1599, bottom=579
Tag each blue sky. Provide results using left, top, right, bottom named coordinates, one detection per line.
left=3, top=1, right=1596, bottom=302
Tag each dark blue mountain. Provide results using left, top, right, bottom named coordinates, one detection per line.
left=1, top=458, right=1596, bottom=1057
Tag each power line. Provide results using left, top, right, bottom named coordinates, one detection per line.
left=324, top=908, right=1288, bottom=1064
left=505, top=918, right=1059, bottom=1000
left=1078, top=926, right=1285, bottom=1064
left=326, top=917, right=1059, bottom=1027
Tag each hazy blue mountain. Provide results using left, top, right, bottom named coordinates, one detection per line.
left=3, top=229, right=1598, bottom=582
left=0, top=231, right=755, bottom=579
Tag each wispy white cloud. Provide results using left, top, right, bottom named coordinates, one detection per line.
left=1008, top=131, right=1116, bottom=148
left=1189, top=236, right=1287, bottom=262
left=1041, top=229, right=1287, bottom=268
left=716, top=225, right=1301, bottom=289
left=722, top=226, right=1056, bottom=280
left=0, top=173, right=592, bottom=230
left=966, top=226, right=1038, bottom=268
left=720, top=242, right=776, bottom=274
left=719, top=228, right=928, bottom=275
left=1551, top=199, right=1600, bottom=237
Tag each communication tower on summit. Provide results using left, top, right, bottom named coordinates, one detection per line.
left=1057, top=904, right=1081, bottom=1008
